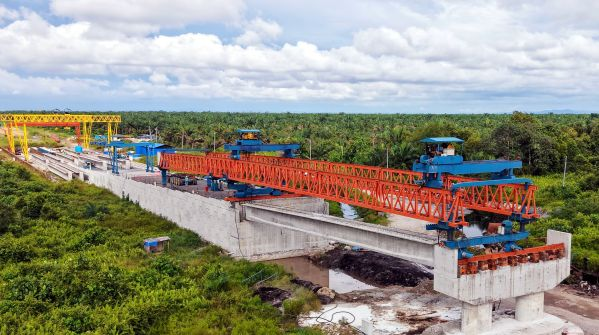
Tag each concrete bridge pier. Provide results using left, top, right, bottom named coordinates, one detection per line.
left=461, top=302, right=492, bottom=335
left=434, top=229, right=572, bottom=335
left=515, top=291, right=544, bottom=322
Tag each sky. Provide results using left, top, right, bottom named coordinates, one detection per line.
left=0, top=0, right=598, bottom=113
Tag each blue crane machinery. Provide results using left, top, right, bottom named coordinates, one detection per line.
left=107, top=141, right=163, bottom=174
left=224, top=129, right=300, bottom=159
left=222, top=129, right=300, bottom=197
left=412, top=137, right=536, bottom=259
left=162, top=129, right=301, bottom=198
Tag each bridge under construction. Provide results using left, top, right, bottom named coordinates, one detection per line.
left=2, top=121, right=575, bottom=335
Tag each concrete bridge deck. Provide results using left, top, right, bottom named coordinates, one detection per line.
left=25, top=147, right=575, bottom=335
left=243, top=203, right=436, bottom=266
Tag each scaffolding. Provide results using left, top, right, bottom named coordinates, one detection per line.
left=0, top=114, right=121, bottom=160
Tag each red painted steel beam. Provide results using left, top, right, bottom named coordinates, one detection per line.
left=206, top=153, right=539, bottom=219
left=160, top=153, right=537, bottom=222
left=160, top=152, right=466, bottom=225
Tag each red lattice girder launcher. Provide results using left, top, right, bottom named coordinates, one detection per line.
left=211, top=153, right=539, bottom=220
left=160, top=152, right=466, bottom=225
left=445, top=175, right=538, bottom=219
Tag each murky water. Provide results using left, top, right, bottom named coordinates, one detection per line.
left=266, top=256, right=329, bottom=287
left=340, top=203, right=358, bottom=220
left=268, top=256, right=375, bottom=293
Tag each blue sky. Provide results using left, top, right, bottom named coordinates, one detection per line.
left=1, top=0, right=598, bottom=113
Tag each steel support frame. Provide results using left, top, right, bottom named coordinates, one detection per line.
left=214, top=153, right=538, bottom=219
left=0, top=114, right=121, bottom=157
left=160, top=153, right=538, bottom=225
left=161, top=153, right=464, bottom=225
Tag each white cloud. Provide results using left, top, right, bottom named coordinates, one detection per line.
left=50, top=0, right=246, bottom=35
left=1, top=0, right=599, bottom=109
left=0, top=5, right=20, bottom=25
left=235, top=17, right=282, bottom=46
left=0, top=69, right=108, bottom=96
left=149, top=72, right=171, bottom=85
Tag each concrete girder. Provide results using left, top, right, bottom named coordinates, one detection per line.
left=242, top=203, right=437, bottom=266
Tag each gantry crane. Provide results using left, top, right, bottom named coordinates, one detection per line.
left=0, top=113, right=121, bottom=160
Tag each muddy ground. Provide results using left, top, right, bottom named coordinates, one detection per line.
left=312, top=248, right=433, bottom=287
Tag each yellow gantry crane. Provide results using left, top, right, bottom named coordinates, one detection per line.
left=0, top=114, right=121, bottom=160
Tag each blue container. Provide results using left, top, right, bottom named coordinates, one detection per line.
left=75, top=146, right=83, bottom=153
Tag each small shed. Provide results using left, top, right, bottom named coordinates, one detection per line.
left=143, top=236, right=171, bottom=254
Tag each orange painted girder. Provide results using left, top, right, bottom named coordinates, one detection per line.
left=160, top=153, right=467, bottom=225
left=205, top=153, right=538, bottom=219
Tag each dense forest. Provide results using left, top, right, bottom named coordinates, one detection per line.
left=1, top=111, right=598, bottom=307
left=114, top=111, right=599, bottom=175
left=112, top=111, right=599, bottom=273
left=0, top=159, right=321, bottom=334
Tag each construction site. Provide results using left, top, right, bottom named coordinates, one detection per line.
left=0, top=113, right=594, bottom=335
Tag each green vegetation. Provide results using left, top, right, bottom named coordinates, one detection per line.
left=327, top=200, right=388, bottom=225
left=0, top=126, right=74, bottom=149
left=2, top=111, right=598, bottom=283
left=111, top=111, right=598, bottom=175
left=112, top=111, right=599, bottom=273
left=525, top=173, right=599, bottom=273
left=0, top=159, right=320, bottom=334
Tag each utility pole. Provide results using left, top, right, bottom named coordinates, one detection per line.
left=341, top=145, right=344, bottom=160
left=386, top=147, right=389, bottom=168
left=562, top=155, right=568, bottom=187
left=213, top=132, right=216, bottom=152
left=308, top=139, right=312, bottom=160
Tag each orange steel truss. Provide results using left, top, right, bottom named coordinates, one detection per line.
left=196, top=153, right=538, bottom=220
left=159, top=153, right=539, bottom=225
left=457, top=243, right=565, bottom=275
left=160, top=152, right=466, bottom=224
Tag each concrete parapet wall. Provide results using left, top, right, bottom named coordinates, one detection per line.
left=85, top=170, right=329, bottom=260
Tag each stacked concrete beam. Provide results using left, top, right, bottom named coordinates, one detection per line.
left=47, top=164, right=73, bottom=180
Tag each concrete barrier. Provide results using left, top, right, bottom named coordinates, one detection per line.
left=85, top=170, right=330, bottom=260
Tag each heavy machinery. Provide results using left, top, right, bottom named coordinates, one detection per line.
left=412, top=137, right=536, bottom=259
left=224, top=129, right=299, bottom=159
left=200, top=129, right=299, bottom=198
left=0, top=113, right=120, bottom=160
left=107, top=141, right=159, bottom=174
left=158, top=131, right=554, bottom=274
